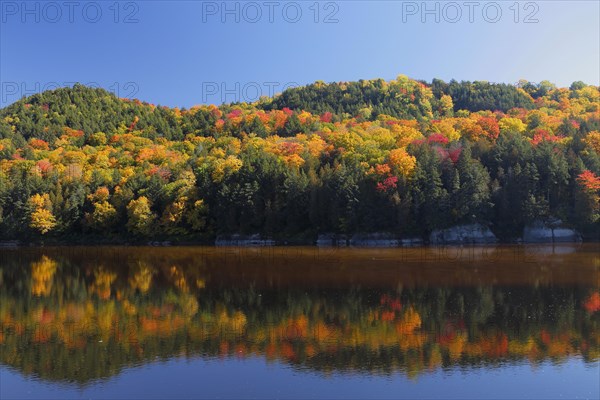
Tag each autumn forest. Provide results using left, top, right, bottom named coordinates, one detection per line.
left=0, top=76, right=598, bottom=242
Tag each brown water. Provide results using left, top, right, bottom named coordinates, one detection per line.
left=0, top=245, right=598, bottom=399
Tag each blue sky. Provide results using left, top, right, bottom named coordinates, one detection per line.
left=1, top=1, right=599, bottom=108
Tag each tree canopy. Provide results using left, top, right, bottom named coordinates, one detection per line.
left=0, top=77, right=598, bottom=242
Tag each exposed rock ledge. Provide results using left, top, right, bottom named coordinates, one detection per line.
left=429, top=224, right=497, bottom=244
left=0, top=240, right=20, bottom=247
left=215, top=234, right=275, bottom=246
left=316, top=233, right=349, bottom=246
left=350, top=233, right=400, bottom=247
left=523, top=219, right=582, bottom=243
left=316, top=233, right=423, bottom=247
left=147, top=241, right=172, bottom=246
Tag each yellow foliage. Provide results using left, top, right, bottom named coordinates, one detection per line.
left=447, top=333, right=467, bottom=360
left=63, top=150, right=86, bottom=165
left=29, top=208, right=56, bottom=234
left=89, top=186, right=110, bottom=202
left=186, top=199, right=208, bottom=232
left=169, top=265, right=189, bottom=292
left=584, top=131, right=600, bottom=153
left=396, top=307, right=422, bottom=334
left=181, top=294, right=199, bottom=317
left=211, top=155, right=242, bottom=182
left=161, top=197, right=187, bottom=227
left=129, top=262, right=155, bottom=293
left=122, top=299, right=137, bottom=315
left=30, top=256, right=57, bottom=296
left=28, top=194, right=56, bottom=234
left=457, top=117, right=485, bottom=141
left=306, top=134, right=327, bottom=158
left=439, top=94, right=454, bottom=116
left=28, top=193, right=47, bottom=209
left=499, top=117, right=526, bottom=133
left=366, top=127, right=396, bottom=149
left=388, top=148, right=416, bottom=177
left=431, top=119, right=461, bottom=142
left=64, top=163, right=83, bottom=180
left=87, top=201, right=117, bottom=230
left=391, top=125, right=424, bottom=147
left=126, top=196, right=155, bottom=236
left=90, top=268, right=117, bottom=300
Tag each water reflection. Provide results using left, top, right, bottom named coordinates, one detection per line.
left=0, top=245, right=598, bottom=385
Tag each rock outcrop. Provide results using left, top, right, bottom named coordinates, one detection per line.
left=429, top=224, right=497, bottom=244
left=215, top=234, right=275, bottom=246
left=349, top=233, right=400, bottom=247
left=317, top=233, right=423, bottom=247
left=316, top=233, right=349, bottom=246
left=401, top=238, right=424, bottom=246
left=523, top=219, right=582, bottom=243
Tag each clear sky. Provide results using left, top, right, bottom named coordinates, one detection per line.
left=1, top=0, right=599, bottom=108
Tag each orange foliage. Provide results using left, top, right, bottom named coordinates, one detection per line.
left=578, top=170, right=600, bottom=192
left=532, top=129, right=563, bottom=146
left=36, top=159, right=53, bottom=174
left=29, top=138, right=49, bottom=150
left=63, top=127, right=84, bottom=137
left=477, top=116, right=500, bottom=140
left=583, top=293, right=600, bottom=313
left=480, top=333, right=509, bottom=357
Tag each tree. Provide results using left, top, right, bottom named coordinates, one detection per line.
left=573, top=170, right=600, bottom=236
left=28, top=194, right=57, bottom=234
left=86, top=201, right=118, bottom=231
left=439, top=95, right=454, bottom=117
left=388, top=148, right=416, bottom=177
left=126, top=196, right=156, bottom=236
left=451, top=144, right=491, bottom=223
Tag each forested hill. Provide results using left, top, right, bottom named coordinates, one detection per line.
left=0, top=76, right=598, bottom=242
left=260, top=77, right=536, bottom=118
left=0, top=84, right=188, bottom=143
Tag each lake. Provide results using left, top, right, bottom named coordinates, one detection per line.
left=0, top=245, right=598, bottom=399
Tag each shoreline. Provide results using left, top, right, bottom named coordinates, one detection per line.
left=1, top=239, right=597, bottom=248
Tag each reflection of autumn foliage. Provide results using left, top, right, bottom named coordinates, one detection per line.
left=30, top=256, right=57, bottom=296
left=128, top=262, right=155, bottom=293
left=1, top=253, right=598, bottom=384
left=90, top=267, right=117, bottom=300
left=395, top=307, right=421, bottom=333
left=167, top=265, right=188, bottom=292
left=583, top=292, right=600, bottom=313
left=478, top=332, right=509, bottom=358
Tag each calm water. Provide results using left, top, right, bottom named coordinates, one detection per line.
left=0, top=245, right=598, bottom=399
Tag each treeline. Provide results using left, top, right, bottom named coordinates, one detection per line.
left=261, top=76, right=435, bottom=121
left=430, top=79, right=535, bottom=112
left=0, top=76, right=599, bottom=242
left=265, top=77, right=535, bottom=118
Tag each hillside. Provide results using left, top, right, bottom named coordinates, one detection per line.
left=261, top=77, right=535, bottom=118
left=0, top=76, right=598, bottom=242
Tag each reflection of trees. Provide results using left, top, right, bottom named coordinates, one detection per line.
left=0, top=248, right=598, bottom=385
left=90, top=267, right=116, bottom=300
left=128, top=261, right=154, bottom=293
left=30, top=256, right=57, bottom=296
